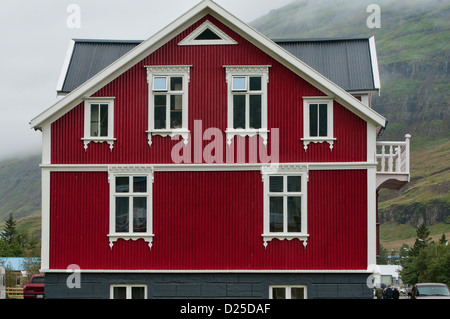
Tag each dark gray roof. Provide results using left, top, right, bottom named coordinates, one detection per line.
left=58, top=39, right=142, bottom=93
left=274, top=38, right=378, bottom=92
left=57, top=37, right=378, bottom=94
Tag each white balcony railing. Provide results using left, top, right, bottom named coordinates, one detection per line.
left=376, top=134, right=411, bottom=190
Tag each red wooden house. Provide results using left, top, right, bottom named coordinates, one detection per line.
left=31, top=0, right=410, bottom=299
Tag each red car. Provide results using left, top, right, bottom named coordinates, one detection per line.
left=23, top=274, right=45, bottom=299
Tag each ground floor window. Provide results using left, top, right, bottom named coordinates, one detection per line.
left=269, top=285, right=307, bottom=299
left=110, top=284, right=147, bottom=299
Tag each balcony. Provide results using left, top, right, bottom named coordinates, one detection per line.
left=376, top=134, right=411, bottom=190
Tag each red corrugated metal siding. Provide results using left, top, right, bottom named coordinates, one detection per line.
left=51, top=15, right=366, bottom=164
left=49, top=170, right=367, bottom=270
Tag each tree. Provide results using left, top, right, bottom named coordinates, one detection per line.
left=1, top=213, right=18, bottom=244
left=409, top=223, right=431, bottom=256
left=439, top=233, right=448, bottom=245
left=0, top=213, right=40, bottom=257
left=400, top=224, right=450, bottom=286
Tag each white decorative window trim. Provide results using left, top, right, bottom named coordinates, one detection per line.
left=145, top=65, right=191, bottom=147
left=261, top=164, right=309, bottom=249
left=83, top=98, right=115, bottom=151
left=224, top=65, right=270, bottom=146
left=301, top=98, right=335, bottom=151
left=108, top=166, right=154, bottom=250
left=178, top=20, right=237, bottom=46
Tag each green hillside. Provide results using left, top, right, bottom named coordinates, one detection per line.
left=0, top=155, right=41, bottom=239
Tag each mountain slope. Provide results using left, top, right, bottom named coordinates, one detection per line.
left=0, top=155, right=41, bottom=238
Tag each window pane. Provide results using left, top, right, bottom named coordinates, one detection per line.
left=309, top=104, right=318, bottom=137
left=287, top=197, right=301, bottom=233
left=170, top=95, right=182, bottom=129
left=133, top=197, right=147, bottom=233
left=115, top=197, right=129, bottom=233
left=170, top=77, right=183, bottom=91
left=195, top=28, right=221, bottom=40
left=99, top=104, right=108, bottom=137
left=270, top=197, right=283, bottom=232
left=249, top=77, right=261, bottom=91
left=113, top=287, right=127, bottom=299
left=232, top=77, right=246, bottom=91
left=269, top=176, right=283, bottom=192
left=291, top=287, right=305, bottom=299
left=133, top=176, right=147, bottom=193
left=319, top=104, right=328, bottom=137
left=116, top=177, right=129, bottom=193
left=90, top=104, right=99, bottom=136
left=153, top=77, right=167, bottom=90
left=154, top=95, right=166, bottom=129
left=233, top=95, right=246, bottom=129
left=272, top=287, right=285, bottom=299
left=287, top=176, right=301, bottom=192
left=132, top=287, right=145, bottom=299
left=249, top=95, right=261, bottom=129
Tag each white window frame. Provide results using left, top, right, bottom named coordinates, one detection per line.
left=269, top=285, right=308, bottom=299
left=82, top=98, right=115, bottom=151
left=145, top=65, right=191, bottom=147
left=301, top=97, right=335, bottom=151
left=178, top=20, right=237, bottom=46
left=224, top=65, right=270, bottom=146
left=110, top=284, right=147, bottom=299
left=108, top=168, right=154, bottom=250
left=261, top=165, right=308, bottom=249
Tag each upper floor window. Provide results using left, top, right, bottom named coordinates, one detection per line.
left=82, top=98, right=115, bottom=151
left=301, top=98, right=335, bottom=151
left=146, top=65, right=191, bottom=146
left=108, top=168, right=153, bottom=249
left=224, top=65, right=270, bottom=146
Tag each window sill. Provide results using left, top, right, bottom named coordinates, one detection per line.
left=108, top=233, right=154, bottom=250
left=300, top=137, right=336, bottom=151
left=82, top=137, right=116, bottom=151
left=226, top=128, right=269, bottom=146
left=146, top=129, right=189, bottom=147
left=261, top=233, right=309, bottom=249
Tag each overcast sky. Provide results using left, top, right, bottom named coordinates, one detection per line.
left=0, top=0, right=293, bottom=161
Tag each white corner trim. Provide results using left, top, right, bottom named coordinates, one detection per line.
left=56, top=39, right=75, bottom=93
left=178, top=20, right=237, bottom=46
left=369, top=37, right=381, bottom=91
left=40, top=169, right=50, bottom=271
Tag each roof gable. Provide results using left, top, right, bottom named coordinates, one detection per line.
left=31, top=0, right=385, bottom=129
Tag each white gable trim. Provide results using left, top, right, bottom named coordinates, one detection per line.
left=178, top=20, right=237, bottom=46
left=30, top=0, right=385, bottom=130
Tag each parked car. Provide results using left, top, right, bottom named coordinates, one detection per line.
left=410, top=283, right=450, bottom=299
left=23, top=274, right=45, bottom=299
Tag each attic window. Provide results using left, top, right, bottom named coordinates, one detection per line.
left=178, top=20, right=237, bottom=46
left=195, top=28, right=221, bottom=40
